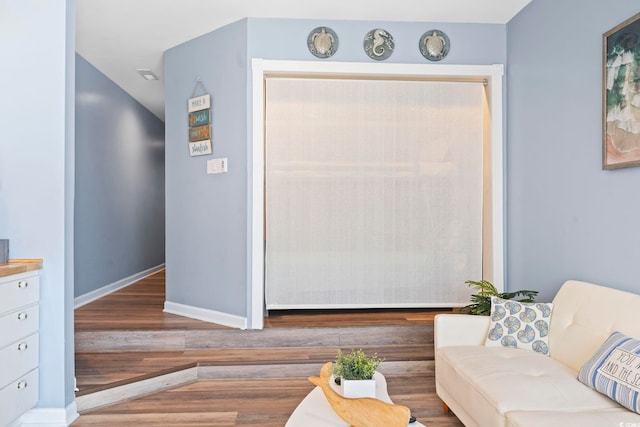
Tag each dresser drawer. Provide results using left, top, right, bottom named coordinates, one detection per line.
left=0, top=368, right=38, bottom=427
left=0, top=333, right=38, bottom=387
left=0, top=274, right=39, bottom=315
left=0, top=305, right=39, bottom=350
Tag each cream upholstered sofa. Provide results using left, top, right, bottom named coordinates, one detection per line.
left=434, top=280, right=640, bottom=427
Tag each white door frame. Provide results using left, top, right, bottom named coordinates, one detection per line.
left=249, top=59, right=504, bottom=330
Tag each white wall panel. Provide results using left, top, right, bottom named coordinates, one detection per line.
left=265, top=77, right=484, bottom=308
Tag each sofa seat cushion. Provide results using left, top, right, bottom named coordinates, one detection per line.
left=506, top=408, right=640, bottom=427
left=437, top=346, right=621, bottom=427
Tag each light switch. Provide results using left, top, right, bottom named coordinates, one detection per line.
left=207, top=157, right=228, bottom=174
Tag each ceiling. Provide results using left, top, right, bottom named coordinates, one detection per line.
left=76, top=0, right=532, bottom=121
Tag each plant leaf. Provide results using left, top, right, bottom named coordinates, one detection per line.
left=462, top=280, right=538, bottom=316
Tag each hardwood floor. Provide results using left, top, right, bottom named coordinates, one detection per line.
left=72, top=375, right=464, bottom=427
left=75, top=270, right=452, bottom=331
left=73, top=270, right=464, bottom=426
left=75, top=270, right=229, bottom=331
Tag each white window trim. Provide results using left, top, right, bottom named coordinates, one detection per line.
left=249, top=59, right=504, bottom=330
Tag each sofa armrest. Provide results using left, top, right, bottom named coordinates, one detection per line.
left=434, top=314, right=491, bottom=351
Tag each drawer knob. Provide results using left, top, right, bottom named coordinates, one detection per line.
left=17, top=381, right=28, bottom=389
left=18, top=342, right=28, bottom=351
left=17, top=312, right=28, bottom=320
left=18, top=280, right=29, bottom=289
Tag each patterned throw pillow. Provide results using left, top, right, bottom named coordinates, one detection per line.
left=484, top=296, right=553, bottom=355
left=577, top=331, right=640, bottom=414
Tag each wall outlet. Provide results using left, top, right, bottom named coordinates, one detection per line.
left=207, top=158, right=228, bottom=174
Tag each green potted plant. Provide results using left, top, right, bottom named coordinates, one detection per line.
left=332, top=349, right=383, bottom=398
left=461, top=279, right=538, bottom=316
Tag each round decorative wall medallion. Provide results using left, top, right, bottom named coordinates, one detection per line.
left=307, top=27, right=339, bottom=59
left=419, top=30, right=450, bottom=61
left=363, top=28, right=394, bottom=61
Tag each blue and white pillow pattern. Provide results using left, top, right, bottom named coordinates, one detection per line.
left=484, top=296, right=553, bottom=355
left=577, top=331, right=640, bottom=414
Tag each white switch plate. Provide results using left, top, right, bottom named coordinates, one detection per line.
left=207, top=157, right=228, bottom=174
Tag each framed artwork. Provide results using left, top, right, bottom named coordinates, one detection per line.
left=603, top=13, right=640, bottom=169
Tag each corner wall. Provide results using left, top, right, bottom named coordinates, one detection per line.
left=0, top=0, right=76, bottom=416
left=507, top=0, right=640, bottom=300
left=164, top=20, right=249, bottom=320
left=165, top=17, right=507, bottom=326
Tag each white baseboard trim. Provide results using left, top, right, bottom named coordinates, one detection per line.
left=19, top=401, right=79, bottom=426
left=74, top=264, right=165, bottom=308
left=164, top=301, right=247, bottom=330
left=76, top=367, right=198, bottom=413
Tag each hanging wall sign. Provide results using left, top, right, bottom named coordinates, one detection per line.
left=187, top=80, right=213, bottom=157
left=189, top=109, right=210, bottom=127
left=189, top=139, right=213, bottom=157
left=188, top=93, right=210, bottom=112
left=189, top=124, right=210, bottom=142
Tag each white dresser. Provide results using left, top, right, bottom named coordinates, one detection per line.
left=0, top=264, right=40, bottom=427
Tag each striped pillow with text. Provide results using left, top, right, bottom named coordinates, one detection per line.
left=577, top=331, right=640, bottom=414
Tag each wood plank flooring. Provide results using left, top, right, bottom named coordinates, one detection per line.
left=72, top=375, right=464, bottom=427
left=75, top=270, right=454, bottom=331
left=75, top=270, right=229, bottom=331
left=73, top=270, right=464, bottom=426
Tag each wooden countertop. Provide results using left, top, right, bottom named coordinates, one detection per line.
left=0, top=259, right=43, bottom=278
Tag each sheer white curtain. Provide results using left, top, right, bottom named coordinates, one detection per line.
left=264, top=77, right=484, bottom=308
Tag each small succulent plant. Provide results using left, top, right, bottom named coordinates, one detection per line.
left=332, top=349, right=383, bottom=381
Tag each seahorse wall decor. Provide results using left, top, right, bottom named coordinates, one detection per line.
left=308, top=362, right=411, bottom=427
left=371, top=29, right=389, bottom=57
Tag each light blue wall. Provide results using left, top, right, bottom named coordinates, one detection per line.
left=507, top=1, right=640, bottom=301
left=165, top=17, right=506, bottom=323
left=247, top=18, right=506, bottom=64
left=0, top=0, right=76, bottom=412
left=75, top=54, right=165, bottom=298
left=164, top=20, right=249, bottom=317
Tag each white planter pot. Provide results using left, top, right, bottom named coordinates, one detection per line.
left=340, top=378, right=376, bottom=398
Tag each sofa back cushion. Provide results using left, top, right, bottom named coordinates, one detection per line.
left=549, top=280, right=640, bottom=372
